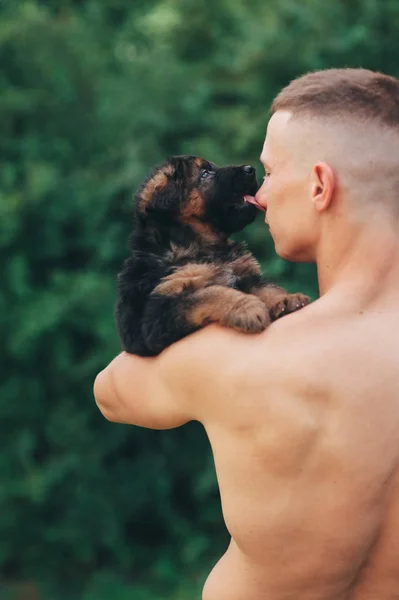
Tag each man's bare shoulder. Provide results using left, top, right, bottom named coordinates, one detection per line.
left=160, top=323, right=255, bottom=387
left=254, top=296, right=353, bottom=378
left=160, top=298, right=339, bottom=416
left=259, top=296, right=335, bottom=348
left=162, top=296, right=342, bottom=385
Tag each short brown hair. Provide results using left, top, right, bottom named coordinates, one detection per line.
left=271, top=68, right=399, bottom=127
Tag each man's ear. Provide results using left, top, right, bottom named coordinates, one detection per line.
left=311, top=162, right=336, bottom=212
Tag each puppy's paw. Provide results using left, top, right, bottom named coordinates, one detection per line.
left=223, top=295, right=270, bottom=333
left=270, top=293, right=310, bottom=321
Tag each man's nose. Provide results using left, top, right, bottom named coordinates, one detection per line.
left=255, top=187, right=267, bottom=211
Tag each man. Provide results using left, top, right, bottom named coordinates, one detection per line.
left=94, top=69, right=399, bottom=599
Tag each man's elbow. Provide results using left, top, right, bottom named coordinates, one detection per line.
left=93, top=369, right=122, bottom=423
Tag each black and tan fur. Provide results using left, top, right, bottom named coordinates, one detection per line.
left=116, top=155, right=309, bottom=356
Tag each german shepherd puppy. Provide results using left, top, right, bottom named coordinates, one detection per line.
left=116, top=155, right=309, bottom=356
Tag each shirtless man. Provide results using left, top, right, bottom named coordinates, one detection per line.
left=94, top=68, right=399, bottom=599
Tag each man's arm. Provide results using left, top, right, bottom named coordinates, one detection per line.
left=93, top=325, right=244, bottom=430
left=94, top=351, right=193, bottom=429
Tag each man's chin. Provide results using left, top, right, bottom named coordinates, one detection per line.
left=273, top=240, right=314, bottom=263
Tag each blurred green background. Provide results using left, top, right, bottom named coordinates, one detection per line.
left=1, top=0, right=399, bottom=598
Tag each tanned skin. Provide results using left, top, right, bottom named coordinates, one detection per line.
left=95, top=108, right=399, bottom=599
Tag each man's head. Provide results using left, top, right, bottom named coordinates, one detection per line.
left=255, top=68, right=399, bottom=262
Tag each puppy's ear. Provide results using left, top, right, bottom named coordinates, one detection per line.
left=146, top=184, right=183, bottom=216
left=136, top=163, right=182, bottom=218
left=170, top=158, right=187, bottom=182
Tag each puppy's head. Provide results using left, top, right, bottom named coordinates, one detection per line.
left=136, top=155, right=259, bottom=235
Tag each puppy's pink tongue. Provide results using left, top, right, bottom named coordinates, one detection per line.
left=244, top=195, right=264, bottom=211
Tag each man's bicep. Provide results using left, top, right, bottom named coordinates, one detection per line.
left=93, top=352, right=192, bottom=430
left=94, top=326, right=243, bottom=429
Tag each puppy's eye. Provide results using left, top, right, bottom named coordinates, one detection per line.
left=200, top=169, right=211, bottom=179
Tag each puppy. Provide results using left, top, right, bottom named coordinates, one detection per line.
left=116, top=155, right=309, bottom=356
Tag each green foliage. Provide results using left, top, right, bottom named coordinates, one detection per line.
left=1, top=0, right=399, bottom=597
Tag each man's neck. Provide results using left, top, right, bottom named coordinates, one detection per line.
left=316, top=216, right=399, bottom=304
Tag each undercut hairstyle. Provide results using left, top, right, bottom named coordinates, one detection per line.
left=271, top=68, right=399, bottom=127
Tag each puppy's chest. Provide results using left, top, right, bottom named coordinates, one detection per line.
left=163, top=243, right=262, bottom=292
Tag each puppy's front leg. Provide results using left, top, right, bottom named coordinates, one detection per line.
left=252, top=284, right=310, bottom=321
left=185, top=285, right=270, bottom=333
left=143, top=282, right=270, bottom=355
left=142, top=263, right=249, bottom=355
left=153, top=263, right=235, bottom=296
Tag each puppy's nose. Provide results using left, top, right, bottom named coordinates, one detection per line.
left=243, top=165, right=255, bottom=175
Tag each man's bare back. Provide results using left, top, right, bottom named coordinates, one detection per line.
left=200, top=285, right=399, bottom=600
left=95, top=279, right=399, bottom=599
